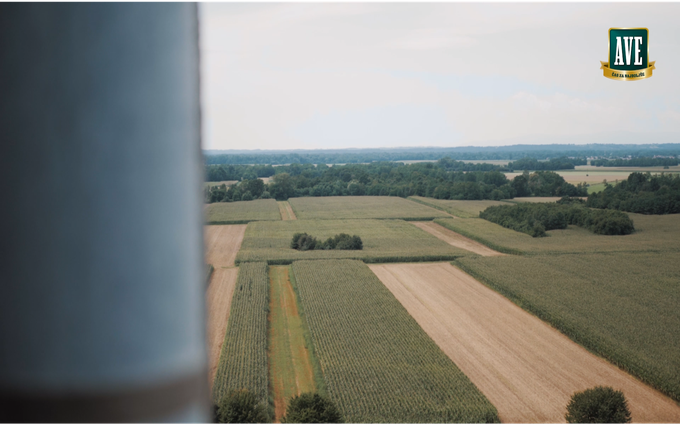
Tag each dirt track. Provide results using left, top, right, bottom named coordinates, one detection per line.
left=369, top=262, right=680, bottom=423
left=412, top=221, right=504, bottom=256
left=277, top=201, right=297, bottom=221
left=206, top=267, right=238, bottom=388
left=204, top=224, right=247, bottom=267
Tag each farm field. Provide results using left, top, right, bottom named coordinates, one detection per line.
left=507, top=196, right=562, bottom=203
left=411, top=221, right=505, bottom=257
left=277, top=201, right=297, bottom=220
left=212, top=262, right=270, bottom=407
left=434, top=213, right=680, bottom=255
left=369, top=262, right=680, bottom=423
left=268, top=266, right=317, bottom=421
left=291, top=259, right=499, bottom=423
left=206, top=268, right=238, bottom=387
left=236, top=219, right=470, bottom=264
left=505, top=167, right=680, bottom=187
left=205, top=199, right=281, bottom=224
left=408, top=197, right=511, bottom=218
left=455, top=253, right=680, bottom=405
left=205, top=180, right=238, bottom=187
left=288, top=196, right=450, bottom=220
left=204, top=224, right=247, bottom=267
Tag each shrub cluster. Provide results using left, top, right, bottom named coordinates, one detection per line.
left=565, top=386, right=631, bottom=423
left=587, top=172, right=680, bottom=214
left=282, top=392, right=343, bottom=423
left=480, top=202, right=634, bottom=237
left=215, top=389, right=269, bottom=423
left=291, top=233, right=363, bottom=251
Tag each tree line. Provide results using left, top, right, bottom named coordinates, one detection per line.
left=587, top=172, right=680, bottom=214
left=204, top=160, right=588, bottom=203
left=204, top=143, right=680, bottom=165
left=479, top=199, right=635, bottom=237
left=590, top=157, right=679, bottom=167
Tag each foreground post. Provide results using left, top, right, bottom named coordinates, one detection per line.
left=0, top=3, right=208, bottom=421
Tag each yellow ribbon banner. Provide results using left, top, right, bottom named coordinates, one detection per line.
left=601, top=61, right=655, bottom=81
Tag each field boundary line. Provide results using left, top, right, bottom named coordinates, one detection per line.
left=433, top=219, right=524, bottom=255
left=406, top=196, right=460, bottom=218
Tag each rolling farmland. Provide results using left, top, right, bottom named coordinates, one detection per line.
left=205, top=199, right=281, bottom=224
left=434, top=213, right=680, bottom=255
left=408, top=197, right=512, bottom=218
left=370, top=262, right=680, bottom=423
left=291, top=259, right=499, bottom=423
left=236, top=219, right=469, bottom=265
left=212, top=262, right=270, bottom=406
left=268, top=266, right=317, bottom=421
left=456, top=253, right=680, bottom=404
left=288, top=196, right=450, bottom=220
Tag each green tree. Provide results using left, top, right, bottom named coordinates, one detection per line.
left=282, top=392, right=343, bottom=423
left=216, top=389, right=269, bottom=424
left=565, top=386, right=631, bottom=424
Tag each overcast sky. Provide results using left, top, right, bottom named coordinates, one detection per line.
left=199, top=3, right=680, bottom=150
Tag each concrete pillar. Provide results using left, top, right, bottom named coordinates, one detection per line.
left=0, top=3, right=208, bottom=422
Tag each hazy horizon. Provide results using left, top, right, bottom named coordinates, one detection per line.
left=199, top=3, right=680, bottom=151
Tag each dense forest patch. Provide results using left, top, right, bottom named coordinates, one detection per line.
left=587, top=172, right=680, bottom=214
left=479, top=202, right=634, bottom=237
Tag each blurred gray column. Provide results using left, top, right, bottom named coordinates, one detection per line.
left=0, top=3, right=208, bottom=422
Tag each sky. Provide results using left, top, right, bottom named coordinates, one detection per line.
left=199, top=3, right=680, bottom=151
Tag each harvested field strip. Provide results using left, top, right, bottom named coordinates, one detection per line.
left=236, top=219, right=468, bottom=265
left=370, top=262, right=680, bottom=423
left=268, top=266, right=317, bottom=421
left=288, top=196, right=450, bottom=220
left=292, top=259, right=499, bottom=423
left=212, top=262, right=270, bottom=409
left=456, top=253, right=680, bottom=404
left=411, top=221, right=505, bottom=257
left=277, top=201, right=297, bottom=221
left=204, top=224, right=247, bottom=267
left=434, top=214, right=680, bottom=255
left=206, top=268, right=238, bottom=388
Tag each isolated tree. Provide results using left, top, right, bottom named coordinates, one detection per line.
left=216, top=389, right=269, bottom=424
left=565, top=386, right=631, bottom=423
left=282, top=392, right=343, bottom=423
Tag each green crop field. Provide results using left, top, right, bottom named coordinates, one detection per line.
left=235, top=219, right=470, bottom=265
left=455, top=253, right=680, bottom=402
left=205, top=199, right=281, bottom=224
left=292, top=259, right=499, bottom=423
left=205, top=180, right=238, bottom=188
left=408, top=197, right=512, bottom=218
left=288, top=196, right=450, bottom=220
left=212, top=262, right=270, bottom=407
left=434, top=213, right=680, bottom=255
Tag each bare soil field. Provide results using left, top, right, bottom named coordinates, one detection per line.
left=277, top=201, right=297, bottom=221
left=204, top=225, right=247, bottom=267
left=412, top=222, right=504, bottom=257
left=369, top=262, right=680, bottom=423
left=206, top=268, right=238, bottom=388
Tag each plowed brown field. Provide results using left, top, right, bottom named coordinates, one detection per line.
left=204, top=224, right=247, bottom=267
left=206, top=268, right=238, bottom=388
left=412, top=221, right=505, bottom=257
left=369, top=262, right=680, bottom=423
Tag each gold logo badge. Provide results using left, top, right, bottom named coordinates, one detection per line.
left=601, top=28, right=655, bottom=81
